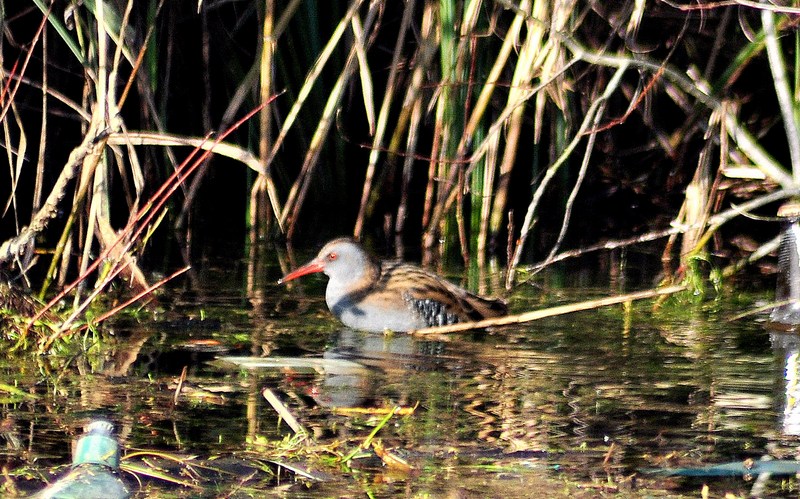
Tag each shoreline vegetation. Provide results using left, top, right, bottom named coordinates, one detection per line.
left=3, top=1, right=797, bottom=344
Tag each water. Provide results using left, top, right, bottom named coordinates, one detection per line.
left=1, top=249, right=797, bottom=497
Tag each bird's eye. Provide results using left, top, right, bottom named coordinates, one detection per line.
left=327, top=252, right=337, bottom=261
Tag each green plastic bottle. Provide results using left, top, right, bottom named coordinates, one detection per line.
left=33, top=420, right=130, bottom=499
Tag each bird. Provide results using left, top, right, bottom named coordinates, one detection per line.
left=279, top=237, right=508, bottom=332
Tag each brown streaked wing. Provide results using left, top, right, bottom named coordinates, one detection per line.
left=380, top=263, right=506, bottom=326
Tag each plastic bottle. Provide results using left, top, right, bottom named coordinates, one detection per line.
left=32, top=420, right=130, bottom=499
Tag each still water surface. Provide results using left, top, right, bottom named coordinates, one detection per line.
left=3, top=249, right=798, bottom=497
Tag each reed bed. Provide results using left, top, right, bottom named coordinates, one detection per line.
left=1, top=1, right=799, bottom=334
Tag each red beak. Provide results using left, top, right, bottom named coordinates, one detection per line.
left=278, top=260, right=325, bottom=284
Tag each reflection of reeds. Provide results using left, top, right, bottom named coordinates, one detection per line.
left=3, top=1, right=800, bottom=323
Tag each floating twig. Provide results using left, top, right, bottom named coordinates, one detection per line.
left=412, top=285, right=687, bottom=335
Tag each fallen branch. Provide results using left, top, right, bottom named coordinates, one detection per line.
left=411, top=285, right=688, bottom=335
